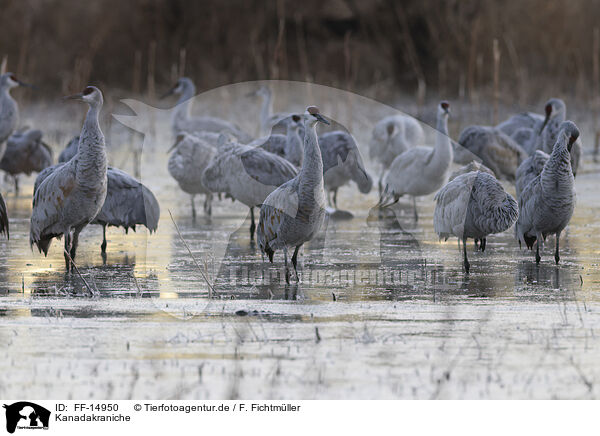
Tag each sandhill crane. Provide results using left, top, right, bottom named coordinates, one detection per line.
left=380, top=101, right=453, bottom=221
left=201, top=138, right=298, bottom=241
left=515, top=121, right=579, bottom=264
left=0, top=73, right=32, bottom=159
left=163, top=77, right=252, bottom=143
left=434, top=171, right=518, bottom=273
left=0, top=192, right=8, bottom=238
left=168, top=132, right=216, bottom=220
left=35, top=165, right=160, bottom=255
left=0, top=129, right=52, bottom=193
left=515, top=150, right=549, bottom=198
left=369, top=114, right=425, bottom=194
left=257, top=106, right=329, bottom=283
left=250, top=115, right=303, bottom=167
left=58, top=135, right=79, bottom=163
left=30, top=86, right=108, bottom=271
left=457, top=125, right=527, bottom=181
left=538, top=98, right=582, bottom=176
left=319, top=131, right=373, bottom=208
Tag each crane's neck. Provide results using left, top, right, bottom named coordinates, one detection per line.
left=429, top=113, right=452, bottom=171
left=260, top=91, right=272, bottom=131
left=285, top=126, right=303, bottom=166
left=0, top=87, right=18, bottom=141
left=541, top=133, right=573, bottom=197
left=298, top=121, right=324, bottom=200
left=76, top=104, right=107, bottom=190
left=172, top=86, right=195, bottom=128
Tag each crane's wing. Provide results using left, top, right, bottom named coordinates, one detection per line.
left=240, top=148, right=298, bottom=187
left=257, top=179, right=299, bottom=253
left=30, top=162, right=77, bottom=253
left=93, top=167, right=160, bottom=231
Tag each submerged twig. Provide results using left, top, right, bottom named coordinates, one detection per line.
left=168, top=209, right=215, bottom=298
left=63, top=249, right=96, bottom=297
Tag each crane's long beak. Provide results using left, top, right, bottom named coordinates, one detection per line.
left=17, top=80, right=36, bottom=89
left=315, top=114, right=330, bottom=125
left=160, top=86, right=177, bottom=99
left=62, top=92, right=84, bottom=101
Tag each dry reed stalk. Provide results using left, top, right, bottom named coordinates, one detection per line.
left=168, top=210, right=215, bottom=298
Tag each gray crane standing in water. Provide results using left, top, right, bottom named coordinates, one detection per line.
left=1, top=129, right=53, bottom=194
left=369, top=114, right=425, bottom=195
left=319, top=131, right=373, bottom=209
left=257, top=106, right=329, bottom=283
left=30, top=86, right=108, bottom=271
left=168, top=132, right=216, bottom=220
left=35, top=164, right=160, bottom=256
left=163, top=77, right=252, bottom=143
left=58, top=135, right=79, bottom=163
left=0, top=192, right=8, bottom=238
left=0, top=73, right=33, bottom=160
left=515, top=121, right=579, bottom=264
left=434, top=171, right=518, bottom=273
left=201, top=136, right=297, bottom=241
left=380, top=102, right=453, bottom=221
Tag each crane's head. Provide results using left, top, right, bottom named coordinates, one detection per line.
left=0, top=72, right=33, bottom=90
left=304, top=106, right=330, bottom=127
left=540, top=98, right=566, bottom=133
left=558, top=121, right=579, bottom=152
left=438, top=101, right=450, bottom=118
left=161, top=77, right=195, bottom=99
left=64, top=86, right=104, bottom=107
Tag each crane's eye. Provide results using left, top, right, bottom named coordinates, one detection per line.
left=292, top=115, right=300, bottom=122
left=10, top=74, right=16, bottom=81
left=83, top=87, right=94, bottom=95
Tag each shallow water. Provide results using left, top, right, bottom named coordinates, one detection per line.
left=1, top=95, right=600, bottom=399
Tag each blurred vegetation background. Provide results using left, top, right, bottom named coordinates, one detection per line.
left=0, top=0, right=597, bottom=108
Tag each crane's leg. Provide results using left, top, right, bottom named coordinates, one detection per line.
left=291, top=245, right=301, bottom=282
left=101, top=225, right=107, bottom=253
left=378, top=174, right=383, bottom=196
left=535, top=232, right=543, bottom=264
left=283, top=246, right=290, bottom=284
left=249, top=207, right=256, bottom=241
left=554, top=231, right=561, bottom=264
left=64, top=232, right=72, bottom=272
left=190, top=195, right=196, bottom=223
left=333, top=189, right=338, bottom=209
left=413, top=196, right=419, bottom=221
left=481, top=238, right=486, bottom=252
left=14, top=177, right=19, bottom=196
left=205, top=193, right=212, bottom=216
left=462, top=236, right=470, bottom=274
left=70, top=226, right=83, bottom=262
left=327, top=190, right=333, bottom=207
